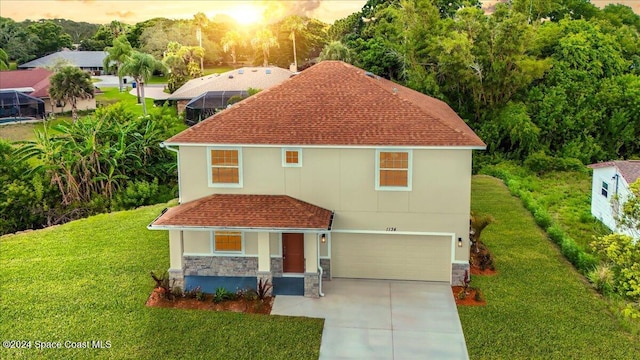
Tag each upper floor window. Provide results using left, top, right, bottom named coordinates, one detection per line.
left=282, top=148, right=302, bottom=167
left=601, top=181, right=609, bottom=198
left=208, top=147, right=242, bottom=187
left=376, top=150, right=412, bottom=191
left=213, top=231, right=243, bottom=253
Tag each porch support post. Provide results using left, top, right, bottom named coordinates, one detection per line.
left=303, top=233, right=320, bottom=298
left=257, top=232, right=273, bottom=295
left=168, top=230, right=184, bottom=289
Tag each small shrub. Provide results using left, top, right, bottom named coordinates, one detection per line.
left=474, top=289, right=484, bottom=302
left=213, top=287, right=231, bottom=303
left=587, top=264, right=615, bottom=295
left=150, top=271, right=175, bottom=300
left=184, top=286, right=206, bottom=301
left=256, top=278, right=273, bottom=300
left=172, top=286, right=184, bottom=298
left=238, top=288, right=258, bottom=301
left=524, top=152, right=554, bottom=175
left=533, top=208, right=552, bottom=230
left=547, top=225, right=565, bottom=244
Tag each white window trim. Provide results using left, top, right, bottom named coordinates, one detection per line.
left=282, top=148, right=302, bottom=167
left=375, top=149, right=412, bottom=191
left=207, top=146, right=243, bottom=188
left=210, top=231, right=245, bottom=255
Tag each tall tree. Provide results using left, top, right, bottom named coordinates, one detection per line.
left=48, top=66, right=94, bottom=122
left=281, top=15, right=306, bottom=71
left=103, top=35, right=133, bottom=92
left=27, top=20, right=73, bottom=58
left=193, top=12, right=208, bottom=72
left=221, top=30, right=243, bottom=65
left=119, top=51, right=166, bottom=115
left=251, top=28, right=279, bottom=67
left=319, top=41, right=352, bottom=62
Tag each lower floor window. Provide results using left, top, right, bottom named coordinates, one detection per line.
left=214, top=231, right=242, bottom=252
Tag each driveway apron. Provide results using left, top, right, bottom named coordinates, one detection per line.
left=271, top=279, right=469, bottom=359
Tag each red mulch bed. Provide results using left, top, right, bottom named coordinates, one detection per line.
left=470, top=265, right=497, bottom=276
left=145, top=288, right=273, bottom=314
left=452, top=286, right=486, bottom=306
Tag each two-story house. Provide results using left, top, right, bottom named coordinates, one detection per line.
left=148, top=61, right=486, bottom=298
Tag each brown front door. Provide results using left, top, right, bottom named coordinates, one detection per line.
left=282, top=233, right=304, bottom=273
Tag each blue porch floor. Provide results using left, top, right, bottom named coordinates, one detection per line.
left=272, top=277, right=304, bottom=296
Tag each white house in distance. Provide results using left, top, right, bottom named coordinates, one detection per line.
left=148, top=61, right=486, bottom=298
left=588, top=160, right=640, bottom=239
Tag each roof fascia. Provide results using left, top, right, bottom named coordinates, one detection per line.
left=161, top=142, right=486, bottom=150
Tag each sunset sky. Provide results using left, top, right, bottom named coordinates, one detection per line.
left=0, top=0, right=368, bottom=25
left=0, top=0, right=637, bottom=25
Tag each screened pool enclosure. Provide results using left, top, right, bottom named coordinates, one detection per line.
left=0, top=90, right=46, bottom=122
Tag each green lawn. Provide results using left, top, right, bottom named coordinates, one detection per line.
left=461, top=175, right=640, bottom=359
left=0, top=118, right=70, bottom=142
left=95, top=87, right=160, bottom=116
left=1, top=88, right=174, bottom=142
left=0, top=203, right=323, bottom=359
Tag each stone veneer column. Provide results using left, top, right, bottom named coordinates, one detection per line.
left=304, top=272, right=320, bottom=298
left=168, top=268, right=184, bottom=289
left=452, top=262, right=470, bottom=286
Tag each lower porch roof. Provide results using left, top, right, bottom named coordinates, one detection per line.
left=148, top=194, right=334, bottom=231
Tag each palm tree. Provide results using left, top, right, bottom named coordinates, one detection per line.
left=0, top=48, right=9, bottom=71
left=251, top=28, right=279, bottom=67
left=319, top=41, right=353, bottom=63
left=48, top=66, right=94, bottom=123
left=281, top=15, right=306, bottom=71
left=221, top=30, right=243, bottom=66
left=103, top=35, right=133, bottom=92
left=119, top=51, right=166, bottom=115
left=193, top=12, right=208, bottom=72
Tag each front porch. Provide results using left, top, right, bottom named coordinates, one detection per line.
left=147, top=194, right=334, bottom=298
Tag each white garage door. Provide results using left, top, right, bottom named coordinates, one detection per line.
left=331, top=233, right=452, bottom=282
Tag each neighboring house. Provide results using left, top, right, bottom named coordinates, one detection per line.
left=588, top=160, right=640, bottom=239
left=18, top=50, right=107, bottom=75
left=168, top=66, right=293, bottom=115
left=0, top=68, right=96, bottom=116
left=148, top=61, right=486, bottom=298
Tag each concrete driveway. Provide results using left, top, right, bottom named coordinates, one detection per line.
left=271, top=279, right=468, bottom=359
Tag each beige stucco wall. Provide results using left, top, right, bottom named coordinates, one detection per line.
left=177, top=146, right=473, bottom=262
left=45, top=98, right=96, bottom=115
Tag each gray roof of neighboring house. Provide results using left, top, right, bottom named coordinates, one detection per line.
left=18, top=51, right=107, bottom=69
left=589, top=160, right=640, bottom=184
left=168, top=67, right=294, bottom=101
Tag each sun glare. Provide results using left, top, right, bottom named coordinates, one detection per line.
left=225, top=5, right=264, bottom=25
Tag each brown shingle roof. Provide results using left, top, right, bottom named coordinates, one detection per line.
left=166, top=61, right=486, bottom=148
left=0, top=68, right=52, bottom=98
left=149, top=194, right=333, bottom=230
left=589, top=160, right=640, bottom=184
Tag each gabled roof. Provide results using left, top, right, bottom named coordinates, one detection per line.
left=168, top=67, right=293, bottom=100
left=149, top=194, right=333, bottom=230
left=0, top=68, right=52, bottom=98
left=166, top=61, right=486, bottom=148
left=18, top=51, right=107, bottom=69
left=589, top=160, right=640, bottom=184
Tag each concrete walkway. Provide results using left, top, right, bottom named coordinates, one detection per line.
left=271, top=279, right=469, bottom=359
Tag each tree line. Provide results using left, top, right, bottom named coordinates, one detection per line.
left=330, top=0, right=640, bottom=164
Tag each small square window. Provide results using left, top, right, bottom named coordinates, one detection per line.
left=214, top=231, right=242, bottom=252
left=282, top=148, right=302, bottom=167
